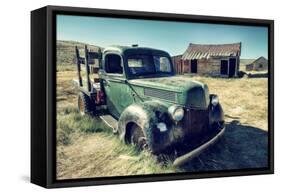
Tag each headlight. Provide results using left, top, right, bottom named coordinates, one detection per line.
left=168, top=105, right=184, bottom=121
left=211, top=95, right=219, bottom=106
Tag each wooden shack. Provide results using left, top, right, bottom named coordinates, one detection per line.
left=172, top=55, right=183, bottom=73
left=245, top=56, right=268, bottom=71
left=172, top=42, right=241, bottom=77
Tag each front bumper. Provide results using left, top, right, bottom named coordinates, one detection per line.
left=173, top=126, right=225, bottom=167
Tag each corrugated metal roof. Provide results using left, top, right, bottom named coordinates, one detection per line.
left=182, top=43, right=241, bottom=60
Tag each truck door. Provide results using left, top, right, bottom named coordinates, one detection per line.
left=101, top=53, right=134, bottom=118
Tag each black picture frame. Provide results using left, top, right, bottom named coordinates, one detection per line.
left=31, top=5, right=274, bottom=188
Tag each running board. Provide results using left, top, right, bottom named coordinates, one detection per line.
left=100, top=115, right=118, bottom=132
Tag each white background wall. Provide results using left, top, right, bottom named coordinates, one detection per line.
left=0, top=0, right=279, bottom=193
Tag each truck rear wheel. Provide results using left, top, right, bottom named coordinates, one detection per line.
left=130, top=124, right=147, bottom=150
left=78, top=92, right=95, bottom=115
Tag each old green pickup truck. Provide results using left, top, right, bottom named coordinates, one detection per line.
left=75, top=45, right=225, bottom=166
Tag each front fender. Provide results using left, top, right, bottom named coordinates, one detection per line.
left=117, top=100, right=170, bottom=153
left=209, top=102, right=224, bottom=128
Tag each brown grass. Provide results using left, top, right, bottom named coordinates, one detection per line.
left=56, top=70, right=268, bottom=179
left=190, top=75, right=268, bottom=131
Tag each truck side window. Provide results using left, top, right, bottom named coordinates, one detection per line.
left=104, top=54, right=123, bottom=74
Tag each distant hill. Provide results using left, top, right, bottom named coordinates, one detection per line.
left=57, top=40, right=102, bottom=66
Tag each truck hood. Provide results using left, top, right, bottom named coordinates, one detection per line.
left=129, top=75, right=210, bottom=108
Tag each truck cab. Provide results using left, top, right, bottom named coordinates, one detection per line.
left=99, top=46, right=175, bottom=118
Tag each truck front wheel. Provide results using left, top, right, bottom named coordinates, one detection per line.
left=78, top=92, right=94, bottom=115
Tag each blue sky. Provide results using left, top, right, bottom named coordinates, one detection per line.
left=57, top=15, right=268, bottom=59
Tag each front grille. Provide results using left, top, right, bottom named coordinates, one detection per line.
left=181, top=109, right=210, bottom=139
left=144, top=88, right=176, bottom=102
left=186, top=85, right=210, bottom=109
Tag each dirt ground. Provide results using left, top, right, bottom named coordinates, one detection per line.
left=56, top=70, right=268, bottom=179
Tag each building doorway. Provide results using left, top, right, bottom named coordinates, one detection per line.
left=220, top=60, right=228, bottom=75
left=191, top=59, right=197, bottom=73
left=229, top=58, right=236, bottom=77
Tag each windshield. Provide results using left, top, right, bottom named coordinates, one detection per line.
left=127, top=54, right=173, bottom=76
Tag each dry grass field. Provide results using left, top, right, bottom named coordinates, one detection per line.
left=56, top=68, right=268, bottom=180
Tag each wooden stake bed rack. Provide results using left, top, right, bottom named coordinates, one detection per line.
left=75, top=45, right=105, bottom=105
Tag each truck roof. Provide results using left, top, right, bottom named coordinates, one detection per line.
left=103, top=45, right=170, bottom=57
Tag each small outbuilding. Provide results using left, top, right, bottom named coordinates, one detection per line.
left=172, top=54, right=184, bottom=73
left=245, top=56, right=268, bottom=71
left=172, top=42, right=241, bottom=77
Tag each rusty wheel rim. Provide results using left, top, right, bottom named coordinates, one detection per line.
left=131, top=125, right=147, bottom=149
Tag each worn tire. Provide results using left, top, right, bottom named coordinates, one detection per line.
left=77, top=92, right=95, bottom=115
left=129, top=124, right=148, bottom=150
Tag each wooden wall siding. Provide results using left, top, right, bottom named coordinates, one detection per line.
left=254, top=64, right=268, bottom=71
left=246, top=63, right=268, bottom=71
left=175, top=62, right=181, bottom=73
left=185, top=59, right=220, bottom=75
left=246, top=64, right=253, bottom=71
left=202, top=59, right=221, bottom=75
left=172, top=55, right=184, bottom=74
left=183, top=60, right=190, bottom=73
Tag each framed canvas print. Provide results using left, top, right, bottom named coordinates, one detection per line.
left=31, top=5, right=274, bottom=188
